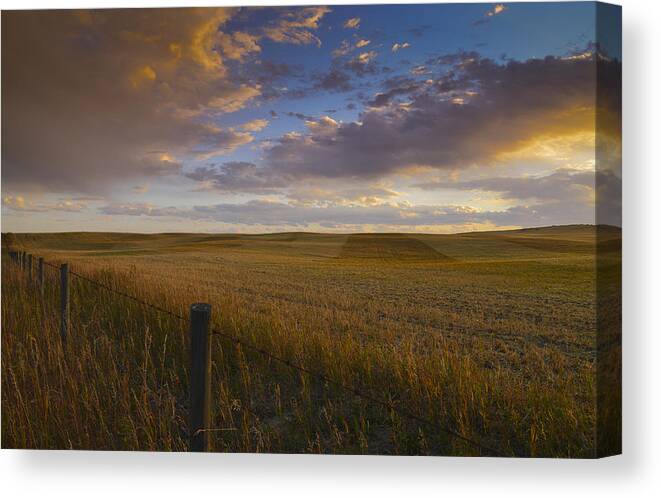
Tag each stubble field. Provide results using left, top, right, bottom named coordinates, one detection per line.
left=1, top=225, right=621, bottom=456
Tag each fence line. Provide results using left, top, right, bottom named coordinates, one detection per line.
left=5, top=249, right=505, bottom=457
left=210, top=326, right=504, bottom=456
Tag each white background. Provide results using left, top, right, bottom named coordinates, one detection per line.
left=0, top=0, right=659, bottom=496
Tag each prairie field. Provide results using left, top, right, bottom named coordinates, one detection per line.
left=1, top=225, right=621, bottom=457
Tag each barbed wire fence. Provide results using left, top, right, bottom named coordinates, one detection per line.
left=4, top=249, right=506, bottom=457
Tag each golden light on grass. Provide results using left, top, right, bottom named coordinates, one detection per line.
left=1, top=227, right=621, bottom=456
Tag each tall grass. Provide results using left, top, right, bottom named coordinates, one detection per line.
left=2, top=254, right=600, bottom=456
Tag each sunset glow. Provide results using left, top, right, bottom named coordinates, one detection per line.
left=2, top=3, right=621, bottom=233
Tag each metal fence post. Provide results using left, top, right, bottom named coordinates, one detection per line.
left=60, top=263, right=70, bottom=346
left=190, top=303, right=212, bottom=452
left=38, top=257, right=45, bottom=294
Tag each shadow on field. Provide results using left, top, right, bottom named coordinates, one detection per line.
left=339, top=234, right=453, bottom=261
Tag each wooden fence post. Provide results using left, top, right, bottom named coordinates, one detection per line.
left=190, top=303, right=212, bottom=452
left=60, top=263, right=70, bottom=346
left=27, top=254, right=33, bottom=280
left=38, top=257, right=45, bottom=294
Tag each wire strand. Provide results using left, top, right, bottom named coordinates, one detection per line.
left=15, top=254, right=506, bottom=457
left=211, top=327, right=504, bottom=457
left=68, top=269, right=187, bottom=322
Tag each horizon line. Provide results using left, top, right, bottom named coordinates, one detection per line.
left=1, top=223, right=622, bottom=238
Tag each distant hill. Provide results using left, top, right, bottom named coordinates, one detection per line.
left=3, top=224, right=620, bottom=263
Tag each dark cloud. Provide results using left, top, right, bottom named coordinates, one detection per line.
left=257, top=60, right=298, bottom=79
left=239, top=59, right=304, bottom=100
left=314, top=69, right=353, bottom=92
left=286, top=111, right=315, bottom=121
left=260, top=52, right=620, bottom=182
left=313, top=47, right=382, bottom=93
left=343, top=51, right=379, bottom=76
left=367, top=76, right=421, bottom=107
left=185, top=161, right=287, bottom=194
left=412, top=169, right=596, bottom=202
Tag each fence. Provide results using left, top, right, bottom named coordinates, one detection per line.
left=4, top=249, right=503, bottom=456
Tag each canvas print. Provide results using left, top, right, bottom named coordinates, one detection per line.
left=1, top=2, right=621, bottom=457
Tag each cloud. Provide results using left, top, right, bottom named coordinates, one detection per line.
left=260, top=52, right=620, bottom=183
left=240, top=119, right=269, bottom=132
left=332, top=38, right=372, bottom=58
left=355, top=51, right=378, bottom=64
left=332, top=40, right=353, bottom=58
left=304, top=116, right=340, bottom=136
left=95, top=197, right=595, bottom=230
left=367, top=77, right=421, bottom=107
left=3, top=195, right=88, bottom=212
left=391, top=42, right=410, bottom=53
left=344, top=51, right=379, bottom=75
left=245, top=60, right=304, bottom=100
left=287, top=185, right=401, bottom=207
left=1, top=8, right=268, bottom=194
left=343, top=17, right=361, bottom=29
left=286, top=111, right=315, bottom=121
left=184, top=161, right=287, bottom=194
left=207, top=85, right=262, bottom=113
left=489, top=4, right=507, bottom=17
left=2, top=195, right=28, bottom=210
left=410, top=65, right=429, bottom=75
left=139, top=153, right=183, bottom=175
left=51, top=200, right=89, bottom=212
left=99, top=203, right=179, bottom=217
left=314, top=69, right=353, bottom=92
left=474, top=4, right=508, bottom=26
left=315, top=46, right=381, bottom=90
left=132, top=184, right=150, bottom=194
left=1, top=7, right=331, bottom=195
left=193, top=127, right=255, bottom=159
left=262, top=6, right=331, bottom=47
left=216, top=30, right=261, bottom=61
left=255, top=60, right=299, bottom=80
left=412, top=168, right=596, bottom=203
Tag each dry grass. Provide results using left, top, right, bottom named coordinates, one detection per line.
left=1, top=226, right=621, bottom=456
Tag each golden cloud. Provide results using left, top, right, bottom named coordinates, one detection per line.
left=343, top=17, right=360, bottom=29
left=240, top=119, right=270, bottom=132
left=2, top=8, right=261, bottom=192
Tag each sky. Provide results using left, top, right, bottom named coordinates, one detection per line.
left=1, top=2, right=621, bottom=234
